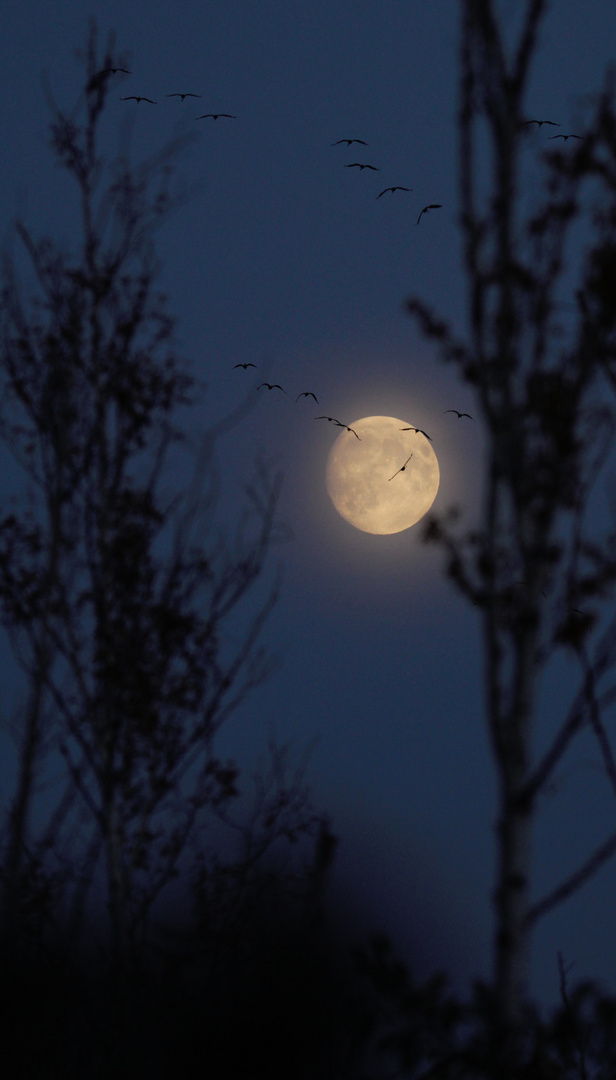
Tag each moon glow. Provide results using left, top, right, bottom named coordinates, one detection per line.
left=325, top=416, right=440, bottom=534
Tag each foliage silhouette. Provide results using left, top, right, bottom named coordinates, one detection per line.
left=6, top=9, right=616, bottom=1078
left=399, top=0, right=616, bottom=1074
left=0, top=23, right=325, bottom=1004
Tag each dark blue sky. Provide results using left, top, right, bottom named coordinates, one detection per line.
left=3, top=0, right=616, bottom=1007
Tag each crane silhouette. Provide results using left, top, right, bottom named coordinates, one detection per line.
left=296, top=392, right=319, bottom=402
left=400, top=426, right=432, bottom=441
left=388, top=454, right=413, bottom=481
left=445, top=410, right=473, bottom=419
left=167, top=93, right=201, bottom=101
left=315, top=417, right=360, bottom=439
left=416, top=204, right=442, bottom=224
left=344, top=163, right=379, bottom=171
left=121, top=96, right=156, bottom=104
left=196, top=113, right=237, bottom=120
left=331, top=139, right=368, bottom=146
left=377, top=186, right=413, bottom=199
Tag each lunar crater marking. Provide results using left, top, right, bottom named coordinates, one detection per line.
left=325, top=415, right=439, bottom=534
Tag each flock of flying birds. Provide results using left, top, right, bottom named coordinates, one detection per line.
left=329, top=137, right=442, bottom=222
left=100, top=67, right=445, bottom=224
left=330, top=139, right=440, bottom=223
left=97, top=69, right=584, bottom=484
left=232, top=360, right=475, bottom=479
left=230, top=114, right=580, bottom=478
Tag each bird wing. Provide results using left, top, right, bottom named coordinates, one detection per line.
left=388, top=457, right=411, bottom=480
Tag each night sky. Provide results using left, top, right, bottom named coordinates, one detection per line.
left=2, top=0, right=616, bottom=1010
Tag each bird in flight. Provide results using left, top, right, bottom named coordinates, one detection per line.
left=548, top=133, right=584, bottom=141
left=416, top=204, right=442, bottom=225
left=523, top=119, right=560, bottom=128
left=400, top=426, right=432, bottom=441
left=296, top=392, right=319, bottom=402
left=258, top=382, right=286, bottom=393
left=331, top=138, right=368, bottom=146
left=377, top=186, right=413, bottom=199
left=88, top=67, right=130, bottom=90
left=121, top=96, right=156, bottom=104
left=234, top=362, right=256, bottom=369
left=167, top=93, right=201, bottom=101
left=196, top=113, right=237, bottom=120
left=389, top=454, right=413, bottom=481
left=315, top=416, right=361, bottom=439
left=445, top=409, right=473, bottom=419
left=345, top=163, right=379, bottom=171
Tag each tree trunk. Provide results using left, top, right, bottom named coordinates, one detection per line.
left=491, top=631, right=538, bottom=1071
left=494, top=770, right=533, bottom=1042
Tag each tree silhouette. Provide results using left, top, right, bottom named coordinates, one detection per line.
left=403, top=0, right=616, bottom=1073
left=0, top=25, right=323, bottom=996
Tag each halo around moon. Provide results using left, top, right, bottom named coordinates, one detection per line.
left=325, top=416, right=439, bottom=534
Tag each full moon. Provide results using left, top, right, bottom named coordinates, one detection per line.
left=325, top=415, right=440, bottom=534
